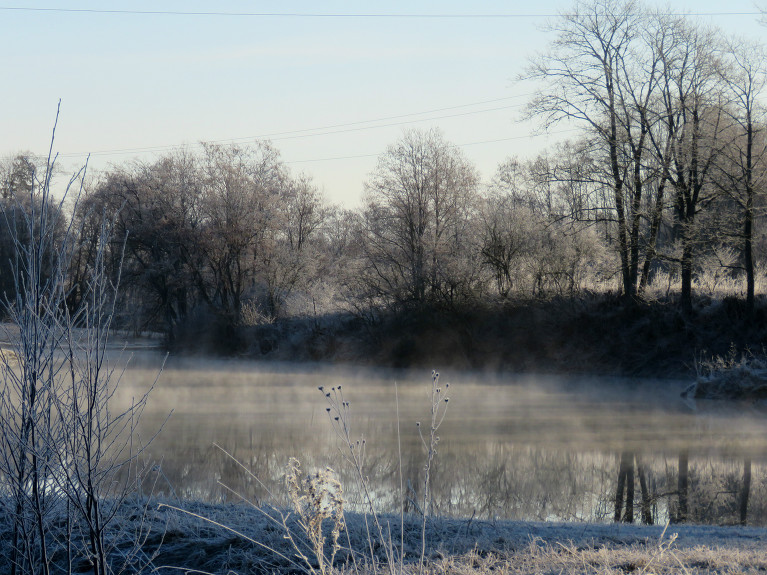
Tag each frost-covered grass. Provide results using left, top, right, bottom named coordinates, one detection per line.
left=9, top=494, right=766, bottom=574
left=0, top=497, right=162, bottom=574
left=147, top=500, right=767, bottom=574
left=690, top=347, right=767, bottom=399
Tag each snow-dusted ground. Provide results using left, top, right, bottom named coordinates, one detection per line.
left=149, top=500, right=767, bottom=574
left=1, top=496, right=764, bottom=574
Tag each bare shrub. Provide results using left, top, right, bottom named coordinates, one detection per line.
left=0, top=107, right=162, bottom=575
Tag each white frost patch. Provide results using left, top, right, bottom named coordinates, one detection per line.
left=152, top=499, right=767, bottom=573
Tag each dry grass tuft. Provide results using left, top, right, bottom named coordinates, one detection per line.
left=285, top=458, right=346, bottom=575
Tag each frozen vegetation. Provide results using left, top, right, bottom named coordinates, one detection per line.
left=152, top=504, right=767, bottom=574
left=6, top=0, right=767, bottom=572
left=4, top=497, right=764, bottom=574
left=687, top=351, right=767, bottom=401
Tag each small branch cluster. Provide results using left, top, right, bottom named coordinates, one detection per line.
left=416, top=370, right=450, bottom=575
left=318, top=383, right=397, bottom=574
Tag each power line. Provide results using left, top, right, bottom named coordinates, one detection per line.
left=1, top=7, right=548, bottom=17
left=281, top=129, right=581, bottom=165
left=459, top=129, right=579, bottom=148
left=269, top=104, right=524, bottom=142
left=56, top=95, right=534, bottom=158
left=219, top=95, right=531, bottom=141
left=12, top=128, right=581, bottom=167
left=0, top=6, right=760, bottom=18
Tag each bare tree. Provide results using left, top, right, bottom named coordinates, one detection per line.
left=526, top=0, right=665, bottom=300
left=650, top=17, right=728, bottom=312
left=483, top=148, right=614, bottom=299
left=529, top=1, right=742, bottom=310
left=259, top=173, right=328, bottom=318
left=84, top=141, right=334, bottom=343
left=360, top=129, right=479, bottom=307
left=715, top=37, right=767, bottom=311
left=0, top=155, right=36, bottom=199
left=199, top=141, right=285, bottom=325
left=479, top=190, right=530, bottom=298
left=80, top=153, right=204, bottom=340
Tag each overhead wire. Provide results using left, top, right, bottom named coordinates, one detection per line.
left=0, top=6, right=760, bottom=18
left=215, top=95, right=532, bottom=141
left=10, top=6, right=747, bottom=163
left=18, top=127, right=578, bottom=167
left=285, top=130, right=580, bottom=165
left=55, top=93, right=537, bottom=159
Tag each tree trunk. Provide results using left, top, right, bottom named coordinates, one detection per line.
left=615, top=451, right=634, bottom=523
left=745, top=118, right=755, bottom=312
left=614, top=453, right=627, bottom=522
left=624, top=454, right=635, bottom=523
left=740, top=458, right=752, bottom=526
left=607, top=83, right=634, bottom=301
left=615, top=190, right=634, bottom=299
left=637, top=457, right=653, bottom=525
left=628, top=135, right=647, bottom=296
left=680, top=225, right=694, bottom=315
left=745, top=182, right=754, bottom=312
left=639, top=176, right=668, bottom=295
left=677, top=449, right=689, bottom=523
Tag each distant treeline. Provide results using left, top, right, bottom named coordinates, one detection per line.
left=3, top=0, right=767, bottom=353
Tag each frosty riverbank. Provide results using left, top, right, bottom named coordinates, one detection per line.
left=2, top=495, right=764, bottom=573
left=148, top=501, right=767, bottom=574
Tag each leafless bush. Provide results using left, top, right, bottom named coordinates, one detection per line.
left=0, top=107, right=163, bottom=575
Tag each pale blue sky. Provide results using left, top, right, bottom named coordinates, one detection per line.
left=1, top=1, right=764, bottom=206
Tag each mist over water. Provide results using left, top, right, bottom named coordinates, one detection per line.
left=118, top=353, right=767, bottom=525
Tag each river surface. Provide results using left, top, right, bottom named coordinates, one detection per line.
left=116, top=353, right=767, bottom=525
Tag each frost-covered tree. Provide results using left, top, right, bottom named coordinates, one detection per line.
left=360, top=129, right=480, bottom=307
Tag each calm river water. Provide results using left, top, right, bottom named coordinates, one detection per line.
left=116, top=353, right=767, bottom=525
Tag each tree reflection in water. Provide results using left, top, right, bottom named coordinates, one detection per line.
left=113, top=357, right=767, bottom=526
